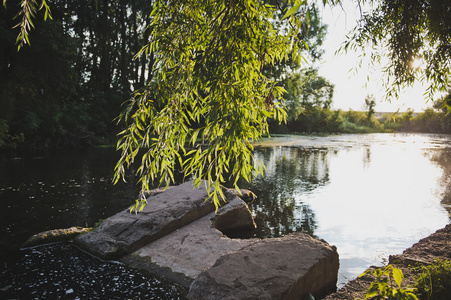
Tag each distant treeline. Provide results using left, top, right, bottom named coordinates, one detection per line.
left=269, top=97, right=451, bottom=135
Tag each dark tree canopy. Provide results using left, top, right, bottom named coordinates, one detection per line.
left=1, top=0, right=156, bottom=148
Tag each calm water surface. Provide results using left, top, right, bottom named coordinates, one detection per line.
left=0, top=148, right=188, bottom=299
left=245, top=133, right=451, bottom=287
left=1, top=133, right=450, bottom=297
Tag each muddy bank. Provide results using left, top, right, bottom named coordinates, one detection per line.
left=324, top=224, right=451, bottom=299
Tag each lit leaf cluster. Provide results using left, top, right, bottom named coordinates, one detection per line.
left=342, top=0, right=451, bottom=101
left=113, top=0, right=319, bottom=210
left=3, top=0, right=53, bottom=50
left=359, top=265, right=418, bottom=300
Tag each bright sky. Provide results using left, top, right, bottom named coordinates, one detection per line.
left=316, top=1, right=433, bottom=112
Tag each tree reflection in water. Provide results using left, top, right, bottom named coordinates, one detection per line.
left=241, top=146, right=333, bottom=238
left=427, top=148, right=451, bottom=219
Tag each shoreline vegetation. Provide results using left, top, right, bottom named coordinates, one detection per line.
left=268, top=104, right=451, bottom=136
left=2, top=105, right=451, bottom=151
left=325, top=224, right=451, bottom=300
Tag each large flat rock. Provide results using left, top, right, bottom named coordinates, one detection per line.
left=75, top=181, right=216, bottom=259
left=121, top=209, right=258, bottom=287
left=73, top=180, right=340, bottom=299
left=188, top=233, right=339, bottom=300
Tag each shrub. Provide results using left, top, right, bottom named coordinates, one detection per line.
left=414, top=259, right=451, bottom=300
left=358, top=265, right=418, bottom=300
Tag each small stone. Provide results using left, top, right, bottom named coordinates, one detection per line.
left=210, top=193, right=256, bottom=233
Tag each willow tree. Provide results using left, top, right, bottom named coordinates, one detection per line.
left=4, top=0, right=324, bottom=210
left=113, top=0, right=322, bottom=210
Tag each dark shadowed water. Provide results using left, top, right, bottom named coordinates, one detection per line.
left=1, top=133, right=450, bottom=297
left=0, top=147, right=188, bottom=299
left=0, top=243, right=187, bottom=299
left=0, top=148, right=137, bottom=258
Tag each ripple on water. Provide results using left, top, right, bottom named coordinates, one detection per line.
left=0, top=243, right=188, bottom=299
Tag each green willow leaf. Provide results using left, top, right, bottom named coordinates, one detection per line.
left=282, top=0, right=302, bottom=20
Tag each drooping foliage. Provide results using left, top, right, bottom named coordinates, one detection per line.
left=2, top=0, right=334, bottom=209
left=6, top=0, right=450, bottom=209
left=113, top=0, right=326, bottom=209
left=344, top=0, right=451, bottom=101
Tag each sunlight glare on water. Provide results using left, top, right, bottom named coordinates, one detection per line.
left=1, top=134, right=449, bottom=296
left=307, top=144, right=447, bottom=282
left=249, top=134, right=450, bottom=287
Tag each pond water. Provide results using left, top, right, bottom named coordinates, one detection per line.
left=244, top=133, right=451, bottom=287
left=1, top=133, right=450, bottom=297
left=0, top=148, right=189, bottom=299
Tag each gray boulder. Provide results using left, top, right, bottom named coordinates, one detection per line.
left=122, top=212, right=258, bottom=287
left=188, top=233, right=339, bottom=300
left=121, top=191, right=258, bottom=287
left=75, top=181, right=217, bottom=260
left=211, top=190, right=256, bottom=233
left=73, top=180, right=340, bottom=300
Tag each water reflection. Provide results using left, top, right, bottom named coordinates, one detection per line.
left=243, top=134, right=451, bottom=287
left=1, top=133, right=450, bottom=293
left=363, top=147, right=371, bottom=168
left=428, top=148, right=451, bottom=218
left=245, top=147, right=335, bottom=237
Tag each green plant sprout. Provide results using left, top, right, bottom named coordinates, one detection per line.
left=358, top=265, right=418, bottom=300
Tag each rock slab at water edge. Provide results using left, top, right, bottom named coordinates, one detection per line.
left=188, top=233, right=339, bottom=300
left=75, top=181, right=216, bottom=259
left=122, top=203, right=258, bottom=287
left=74, top=180, right=339, bottom=299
